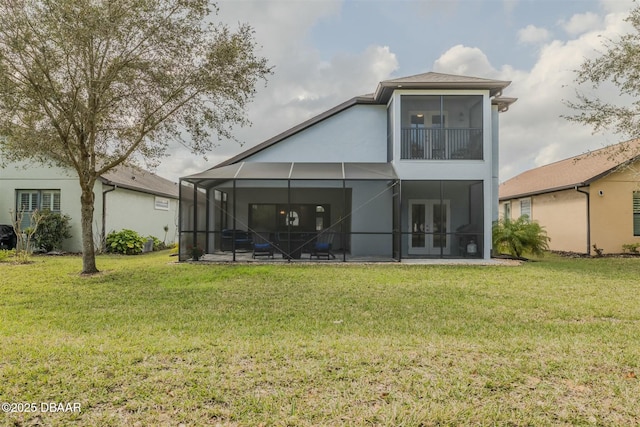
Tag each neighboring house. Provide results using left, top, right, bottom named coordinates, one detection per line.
left=180, top=72, right=516, bottom=261
left=0, top=161, right=179, bottom=252
left=499, top=139, right=640, bottom=255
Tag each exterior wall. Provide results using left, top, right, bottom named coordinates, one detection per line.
left=491, top=104, right=500, bottom=225
left=501, top=190, right=588, bottom=254
left=0, top=161, right=96, bottom=252
left=533, top=190, right=588, bottom=253
left=590, top=167, right=640, bottom=254
left=246, top=104, right=387, bottom=163
left=104, top=186, right=178, bottom=244
left=1, top=161, right=178, bottom=252
left=349, top=181, right=393, bottom=257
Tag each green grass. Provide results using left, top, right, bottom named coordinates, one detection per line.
left=1, top=253, right=639, bottom=426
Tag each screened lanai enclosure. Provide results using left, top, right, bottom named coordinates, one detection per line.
left=179, top=162, right=485, bottom=262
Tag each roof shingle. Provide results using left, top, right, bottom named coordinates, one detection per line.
left=101, top=165, right=178, bottom=199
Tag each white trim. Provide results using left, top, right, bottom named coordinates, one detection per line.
left=408, top=199, right=451, bottom=255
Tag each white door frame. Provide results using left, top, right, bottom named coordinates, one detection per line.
left=408, top=199, right=451, bottom=255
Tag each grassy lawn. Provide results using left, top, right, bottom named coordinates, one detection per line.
left=1, top=253, right=639, bottom=426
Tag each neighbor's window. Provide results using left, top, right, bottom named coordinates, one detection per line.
left=503, top=201, right=511, bottom=220
left=17, top=189, right=61, bottom=213
left=520, top=198, right=531, bottom=220
left=634, top=192, right=640, bottom=236
left=16, top=189, right=61, bottom=229
left=155, top=196, right=170, bottom=211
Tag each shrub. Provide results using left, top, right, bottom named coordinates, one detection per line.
left=32, top=210, right=72, bottom=252
left=106, top=229, right=146, bottom=255
left=9, top=209, right=43, bottom=263
left=492, top=216, right=550, bottom=259
left=0, top=249, right=14, bottom=262
left=622, top=243, right=640, bottom=253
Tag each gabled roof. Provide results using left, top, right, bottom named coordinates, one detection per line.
left=101, top=165, right=179, bottom=199
left=215, top=71, right=513, bottom=168
left=374, top=72, right=512, bottom=102
left=499, top=139, right=640, bottom=200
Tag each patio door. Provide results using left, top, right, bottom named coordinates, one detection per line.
left=408, top=199, right=450, bottom=255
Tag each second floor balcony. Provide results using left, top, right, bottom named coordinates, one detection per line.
left=400, top=128, right=483, bottom=160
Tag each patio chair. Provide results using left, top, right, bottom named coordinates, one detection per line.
left=252, top=232, right=274, bottom=259
left=221, top=229, right=253, bottom=251
left=310, top=231, right=336, bottom=260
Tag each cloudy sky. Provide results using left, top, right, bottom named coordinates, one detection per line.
left=156, top=0, right=637, bottom=183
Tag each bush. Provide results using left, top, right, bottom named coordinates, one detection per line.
left=493, top=216, right=550, bottom=259
left=106, top=229, right=146, bottom=255
left=0, top=249, right=14, bottom=262
left=622, top=243, right=640, bottom=253
left=32, top=210, right=72, bottom=252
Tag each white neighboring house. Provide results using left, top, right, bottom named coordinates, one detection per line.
left=180, top=72, right=516, bottom=261
left=0, top=161, right=179, bottom=252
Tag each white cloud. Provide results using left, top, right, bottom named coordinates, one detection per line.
left=559, top=12, right=602, bottom=36
left=432, top=45, right=498, bottom=77
left=518, top=25, right=552, bottom=44
left=431, top=2, right=635, bottom=182
left=600, top=0, right=635, bottom=14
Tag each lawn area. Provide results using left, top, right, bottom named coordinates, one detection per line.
left=1, top=253, right=639, bottom=426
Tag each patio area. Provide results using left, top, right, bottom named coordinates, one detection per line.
left=188, top=250, right=516, bottom=265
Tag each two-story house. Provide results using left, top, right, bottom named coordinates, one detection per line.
left=179, top=72, right=516, bottom=261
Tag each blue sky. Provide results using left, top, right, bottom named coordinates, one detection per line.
left=158, top=0, right=637, bottom=182
left=310, top=0, right=602, bottom=71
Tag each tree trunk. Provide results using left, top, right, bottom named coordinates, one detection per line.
left=80, top=186, right=99, bottom=274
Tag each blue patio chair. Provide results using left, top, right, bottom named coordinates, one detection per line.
left=221, top=229, right=253, bottom=251
left=252, top=232, right=274, bottom=259
left=310, top=231, right=336, bottom=260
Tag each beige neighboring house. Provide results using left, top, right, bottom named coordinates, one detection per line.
left=499, top=140, right=640, bottom=255
left=0, top=161, right=179, bottom=252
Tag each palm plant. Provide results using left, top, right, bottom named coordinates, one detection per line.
left=492, top=216, right=550, bottom=259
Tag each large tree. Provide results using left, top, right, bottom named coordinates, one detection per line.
left=0, top=0, right=270, bottom=274
left=565, top=4, right=640, bottom=146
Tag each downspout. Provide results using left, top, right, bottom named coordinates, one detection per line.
left=102, top=183, right=117, bottom=252
left=575, top=186, right=591, bottom=255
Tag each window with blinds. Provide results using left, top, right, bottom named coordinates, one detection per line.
left=16, top=190, right=61, bottom=230
left=19, top=192, right=39, bottom=212
left=634, top=192, right=640, bottom=236
left=16, top=190, right=61, bottom=213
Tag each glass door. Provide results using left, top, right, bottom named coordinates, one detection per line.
left=408, top=199, right=450, bottom=255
